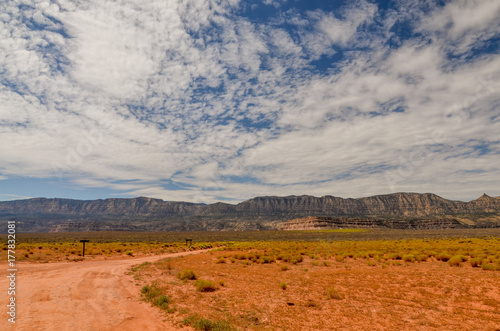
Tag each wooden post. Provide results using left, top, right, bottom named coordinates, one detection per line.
left=80, top=240, right=89, bottom=257
left=185, top=239, right=192, bottom=246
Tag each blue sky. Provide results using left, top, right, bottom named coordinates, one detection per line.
left=0, top=0, right=499, bottom=203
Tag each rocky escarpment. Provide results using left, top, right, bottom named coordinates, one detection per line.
left=0, top=193, right=499, bottom=232
left=279, top=216, right=466, bottom=230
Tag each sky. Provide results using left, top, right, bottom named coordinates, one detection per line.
left=0, top=0, right=499, bottom=204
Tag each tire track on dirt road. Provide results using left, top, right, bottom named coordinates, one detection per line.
left=1, top=250, right=208, bottom=330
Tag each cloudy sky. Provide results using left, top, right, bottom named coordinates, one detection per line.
left=1, top=0, right=499, bottom=203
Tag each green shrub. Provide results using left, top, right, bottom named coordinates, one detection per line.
left=387, top=253, right=402, bottom=260
left=326, top=287, right=343, bottom=300
left=402, top=254, right=416, bottom=263
left=178, top=269, right=197, bottom=280
left=470, top=258, right=482, bottom=268
left=447, top=256, right=462, bottom=267
left=280, top=282, right=287, bottom=290
left=481, top=263, right=498, bottom=271
left=259, top=255, right=275, bottom=264
left=415, top=254, right=428, bottom=262
left=183, top=315, right=235, bottom=331
left=436, top=253, right=452, bottom=262
left=141, top=283, right=162, bottom=302
left=153, top=294, right=171, bottom=310
left=335, top=256, right=345, bottom=262
left=195, top=279, right=217, bottom=292
left=280, top=264, right=289, bottom=271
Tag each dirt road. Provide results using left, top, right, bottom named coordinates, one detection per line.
left=1, top=251, right=206, bottom=331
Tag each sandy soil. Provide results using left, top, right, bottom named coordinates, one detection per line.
left=142, top=252, right=500, bottom=330
left=0, top=251, right=205, bottom=331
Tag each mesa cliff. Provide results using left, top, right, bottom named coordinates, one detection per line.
left=0, top=192, right=499, bottom=232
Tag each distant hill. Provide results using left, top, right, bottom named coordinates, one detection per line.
left=1, top=192, right=499, bottom=232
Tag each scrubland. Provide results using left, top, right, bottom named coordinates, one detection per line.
left=2, top=229, right=500, bottom=330
left=131, top=233, right=500, bottom=330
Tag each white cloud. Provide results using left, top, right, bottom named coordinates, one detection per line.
left=0, top=0, right=499, bottom=203
left=318, top=0, right=377, bottom=47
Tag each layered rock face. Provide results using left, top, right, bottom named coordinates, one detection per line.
left=0, top=193, right=499, bottom=232
left=279, top=216, right=465, bottom=230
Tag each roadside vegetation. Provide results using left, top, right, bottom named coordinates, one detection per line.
left=128, top=233, right=500, bottom=330
left=2, top=229, right=499, bottom=329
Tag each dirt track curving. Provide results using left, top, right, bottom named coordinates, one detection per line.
left=1, top=251, right=206, bottom=330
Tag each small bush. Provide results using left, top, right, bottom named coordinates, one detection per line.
left=387, top=253, right=402, bottom=260
left=481, top=263, right=498, bottom=271
left=259, top=255, right=275, bottom=264
left=280, top=282, right=287, bottom=290
left=448, top=255, right=467, bottom=267
left=326, top=287, right=343, bottom=300
left=470, top=258, right=482, bottom=268
left=153, top=294, right=171, bottom=310
left=178, top=269, right=197, bottom=280
left=280, top=264, right=289, bottom=271
left=402, top=254, right=416, bottom=263
left=195, top=279, right=217, bottom=292
left=183, top=315, right=235, bottom=331
left=415, top=254, right=428, bottom=262
left=141, top=283, right=162, bottom=302
left=436, top=253, right=452, bottom=262
left=335, top=256, right=345, bottom=262
left=366, top=261, right=376, bottom=267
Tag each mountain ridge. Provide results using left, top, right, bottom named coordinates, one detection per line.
left=1, top=192, right=499, bottom=232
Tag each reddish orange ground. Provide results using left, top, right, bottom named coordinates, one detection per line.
left=138, top=251, right=500, bottom=330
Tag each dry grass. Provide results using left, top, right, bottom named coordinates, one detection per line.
left=130, top=237, right=500, bottom=330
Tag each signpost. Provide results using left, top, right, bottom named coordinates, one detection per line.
left=80, top=240, right=90, bottom=257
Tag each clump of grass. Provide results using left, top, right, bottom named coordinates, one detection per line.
left=470, top=258, right=482, bottom=268
left=366, top=261, right=376, bottom=267
left=132, top=261, right=151, bottom=272
left=141, top=282, right=162, bottom=302
left=402, top=254, right=416, bottom=263
left=183, top=315, right=235, bottom=331
left=259, top=255, right=275, bottom=264
left=387, top=253, right=402, bottom=260
left=153, top=294, right=171, bottom=310
left=280, top=264, right=289, bottom=271
left=326, top=287, right=343, bottom=300
left=481, top=262, right=498, bottom=271
left=435, top=253, right=452, bottom=262
left=178, top=269, right=197, bottom=280
left=140, top=281, right=176, bottom=313
left=415, top=254, right=428, bottom=262
left=280, top=282, right=287, bottom=290
left=195, top=279, right=217, bottom=292
left=216, top=257, right=226, bottom=263
left=448, top=255, right=467, bottom=267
